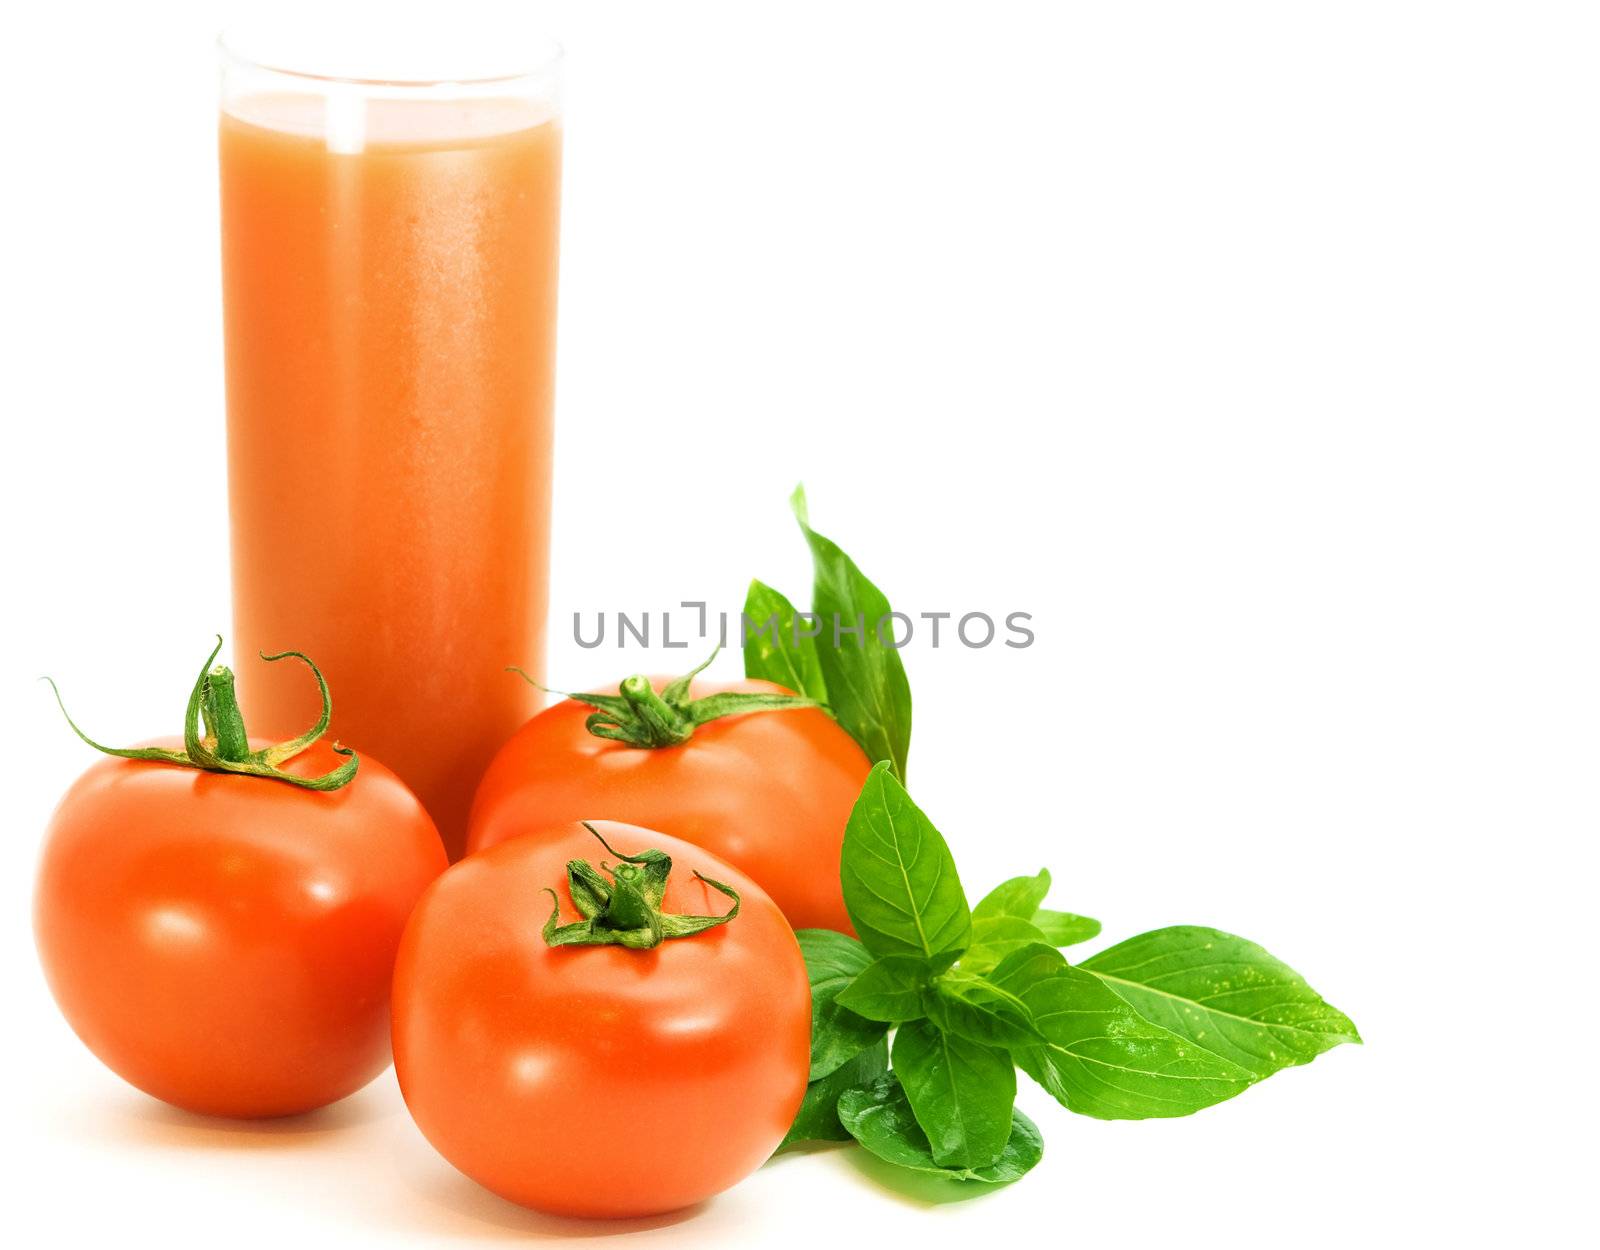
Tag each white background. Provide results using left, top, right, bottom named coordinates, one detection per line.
left=2, top=1, right=1595, bottom=1245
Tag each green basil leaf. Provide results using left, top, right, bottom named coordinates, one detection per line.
left=796, top=928, right=889, bottom=1080
left=742, top=578, right=829, bottom=702
left=792, top=486, right=912, bottom=781
left=779, top=1037, right=890, bottom=1150
left=837, top=1074, right=1042, bottom=1184
left=971, top=870, right=1052, bottom=922
left=840, top=763, right=971, bottom=963
left=958, top=915, right=1053, bottom=975
left=969, top=868, right=1100, bottom=951
left=1080, top=926, right=1361, bottom=1079
left=990, top=943, right=1257, bottom=1120
left=891, top=1020, right=1017, bottom=1169
left=834, top=955, right=931, bottom=1023
left=923, top=969, right=1045, bottom=1050
left=1033, top=909, right=1102, bottom=946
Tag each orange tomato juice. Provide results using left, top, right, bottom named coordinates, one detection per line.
left=220, top=94, right=561, bottom=856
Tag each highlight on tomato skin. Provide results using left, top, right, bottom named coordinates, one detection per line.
left=465, top=672, right=871, bottom=935
left=391, top=820, right=812, bottom=1219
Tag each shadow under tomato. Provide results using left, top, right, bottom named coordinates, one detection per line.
left=396, top=1159, right=708, bottom=1241
left=77, top=1081, right=396, bottom=1152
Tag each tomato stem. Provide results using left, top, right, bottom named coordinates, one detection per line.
left=200, top=664, right=252, bottom=762
left=615, top=674, right=690, bottom=746
left=509, top=648, right=825, bottom=749
left=44, top=636, right=358, bottom=791
left=541, top=823, right=741, bottom=949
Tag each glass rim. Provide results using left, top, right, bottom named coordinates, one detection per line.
left=217, top=27, right=563, bottom=90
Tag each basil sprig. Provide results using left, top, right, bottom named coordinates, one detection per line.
left=744, top=488, right=912, bottom=781
left=780, top=763, right=1360, bottom=1188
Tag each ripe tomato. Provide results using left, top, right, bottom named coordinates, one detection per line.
left=466, top=676, right=871, bottom=932
left=35, top=735, right=446, bottom=1118
left=392, top=820, right=811, bottom=1217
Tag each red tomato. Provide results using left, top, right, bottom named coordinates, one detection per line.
left=466, top=678, right=870, bottom=932
left=392, top=820, right=811, bottom=1218
left=35, top=738, right=446, bottom=1118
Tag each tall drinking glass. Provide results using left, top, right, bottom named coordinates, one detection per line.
left=219, top=30, right=562, bottom=856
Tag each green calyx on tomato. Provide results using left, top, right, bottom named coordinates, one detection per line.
left=44, top=635, right=358, bottom=791
left=510, top=647, right=822, bottom=749
left=542, top=822, right=741, bottom=950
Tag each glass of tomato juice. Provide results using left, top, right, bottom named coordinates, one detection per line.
left=218, top=22, right=561, bottom=856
